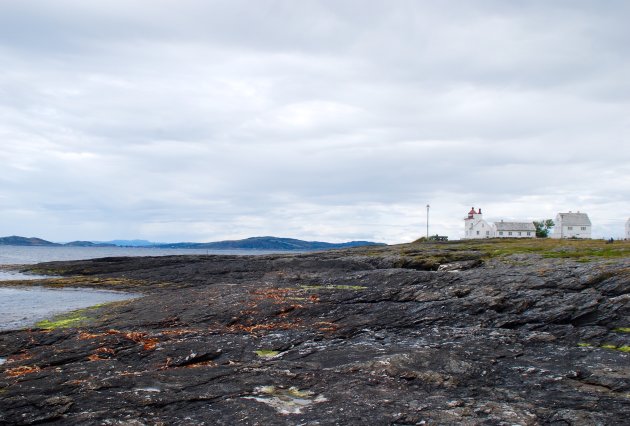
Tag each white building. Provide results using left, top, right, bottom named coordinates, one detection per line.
left=463, top=207, right=537, bottom=239
left=551, top=211, right=592, bottom=239
left=495, top=221, right=536, bottom=238
left=626, top=218, right=630, bottom=240
left=463, top=207, right=495, bottom=239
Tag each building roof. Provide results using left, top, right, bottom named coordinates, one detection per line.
left=556, top=212, right=591, bottom=226
left=495, top=221, right=536, bottom=231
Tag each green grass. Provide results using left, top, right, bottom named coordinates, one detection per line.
left=392, top=239, right=630, bottom=263
left=614, top=327, right=630, bottom=333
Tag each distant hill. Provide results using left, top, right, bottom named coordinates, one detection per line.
left=99, top=239, right=157, bottom=247
left=64, top=241, right=117, bottom=247
left=155, top=236, right=385, bottom=251
left=0, top=236, right=60, bottom=246
left=0, top=235, right=384, bottom=251
left=0, top=236, right=118, bottom=247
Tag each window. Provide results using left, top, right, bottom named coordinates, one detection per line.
left=476, top=231, right=479, bottom=235
left=499, top=231, right=503, bottom=236
left=527, top=232, right=531, bottom=236
left=581, top=227, right=586, bottom=230
left=568, top=226, right=573, bottom=230
left=508, top=232, right=513, bottom=236
left=486, top=231, right=489, bottom=236
left=518, top=232, right=522, bottom=236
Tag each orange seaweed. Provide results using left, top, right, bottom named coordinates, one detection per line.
left=5, top=365, right=41, bottom=377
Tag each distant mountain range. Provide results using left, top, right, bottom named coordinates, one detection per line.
left=0, top=235, right=384, bottom=251
left=154, top=236, right=383, bottom=250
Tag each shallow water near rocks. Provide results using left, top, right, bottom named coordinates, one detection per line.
left=0, top=270, right=56, bottom=281
left=0, top=286, right=140, bottom=331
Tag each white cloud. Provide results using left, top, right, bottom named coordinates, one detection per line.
left=0, top=1, right=628, bottom=243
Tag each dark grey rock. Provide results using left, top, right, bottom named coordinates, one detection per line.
left=1, top=245, right=629, bottom=424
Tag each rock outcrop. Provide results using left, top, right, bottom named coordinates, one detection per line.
left=1, top=240, right=629, bottom=424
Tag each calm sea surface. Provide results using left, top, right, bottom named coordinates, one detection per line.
left=0, top=245, right=282, bottom=266
left=0, top=245, right=282, bottom=332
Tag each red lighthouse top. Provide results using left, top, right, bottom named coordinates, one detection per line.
left=467, top=207, right=481, bottom=219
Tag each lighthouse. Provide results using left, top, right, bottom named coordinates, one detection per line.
left=463, top=207, right=494, bottom=239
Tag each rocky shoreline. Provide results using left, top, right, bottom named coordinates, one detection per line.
left=1, top=240, right=629, bottom=425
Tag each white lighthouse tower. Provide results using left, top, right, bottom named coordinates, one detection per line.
left=463, top=207, right=495, bottom=239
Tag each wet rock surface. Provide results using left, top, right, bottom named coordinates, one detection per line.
left=1, top=241, right=629, bottom=425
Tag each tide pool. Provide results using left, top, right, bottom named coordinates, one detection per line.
left=0, top=286, right=139, bottom=331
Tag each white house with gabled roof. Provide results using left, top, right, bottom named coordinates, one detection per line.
left=463, top=207, right=495, bottom=239
left=626, top=218, right=630, bottom=240
left=551, top=211, right=591, bottom=239
left=495, top=220, right=536, bottom=238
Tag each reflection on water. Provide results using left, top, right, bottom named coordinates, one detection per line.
left=0, top=270, right=57, bottom=281
left=0, top=286, right=140, bottom=331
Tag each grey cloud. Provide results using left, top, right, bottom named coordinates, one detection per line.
left=0, top=1, right=628, bottom=242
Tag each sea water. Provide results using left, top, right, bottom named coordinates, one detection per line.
left=0, top=286, right=140, bottom=331
left=0, top=245, right=280, bottom=266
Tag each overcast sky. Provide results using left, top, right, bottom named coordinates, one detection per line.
left=1, top=1, right=628, bottom=243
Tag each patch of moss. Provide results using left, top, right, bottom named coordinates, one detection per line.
left=255, top=350, right=280, bottom=358
left=613, top=327, right=630, bottom=333
left=600, top=344, right=617, bottom=350
left=598, top=344, right=630, bottom=352
left=578, top=342, right=630, bottom=352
